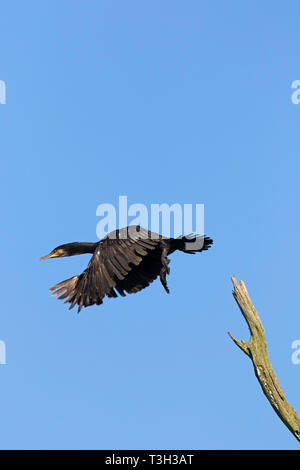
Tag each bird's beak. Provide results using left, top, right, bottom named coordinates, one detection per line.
left=40, top=252, right=59, bottom=261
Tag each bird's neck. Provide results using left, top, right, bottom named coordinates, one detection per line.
left=65, top=242, right=98, bottom=256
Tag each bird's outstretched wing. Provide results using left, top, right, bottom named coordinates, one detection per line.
left=49, top=226, right=164, bottom=312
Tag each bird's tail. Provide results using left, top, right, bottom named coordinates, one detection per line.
left=175, top=234, right=213, bottom=254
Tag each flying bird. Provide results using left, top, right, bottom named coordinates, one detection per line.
left=40, top=225, right=213, bottom=312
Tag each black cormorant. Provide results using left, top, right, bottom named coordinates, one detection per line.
left=40, top=225, right=213, bottom=312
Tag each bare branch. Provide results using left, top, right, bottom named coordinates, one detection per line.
left=229, top=276, right=300, bottom=443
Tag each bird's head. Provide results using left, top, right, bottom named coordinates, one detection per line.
left=40, top=243, right=81, bottom=261
left=40, top=242, right=97, bottom=261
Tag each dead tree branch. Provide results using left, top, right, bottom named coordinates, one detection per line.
left=229, top=276, right=300, bottom=443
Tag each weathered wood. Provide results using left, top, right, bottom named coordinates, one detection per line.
left=229, top=276, right=300, bottom=443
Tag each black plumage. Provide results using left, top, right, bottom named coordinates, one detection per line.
left=40, top=225, right=213, bottom=312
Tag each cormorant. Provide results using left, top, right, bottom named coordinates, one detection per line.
left=40, top=225, right=213, bottom=312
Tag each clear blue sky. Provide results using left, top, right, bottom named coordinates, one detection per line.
left=1, top=0, right=300, bottom=450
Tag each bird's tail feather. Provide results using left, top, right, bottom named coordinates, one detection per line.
left=176, top=234, right=213, bottom=254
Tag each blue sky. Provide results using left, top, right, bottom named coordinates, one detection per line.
left=1, top=0, right=300, bottom=450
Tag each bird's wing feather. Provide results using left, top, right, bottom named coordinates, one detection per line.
left=117, top=249, right=170, bottom=294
